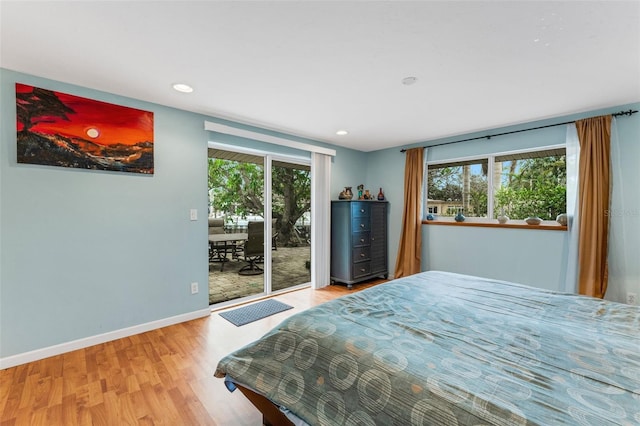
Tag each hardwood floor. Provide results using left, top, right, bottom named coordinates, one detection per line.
left=0, top=280, right=385, bottom=426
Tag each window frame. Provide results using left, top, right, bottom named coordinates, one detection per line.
left=423, top=144, right=567, bottom=228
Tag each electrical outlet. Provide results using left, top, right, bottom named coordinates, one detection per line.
left=627, top=292, right=637, bottom=305
left=191, top=282, right=199, bottom=294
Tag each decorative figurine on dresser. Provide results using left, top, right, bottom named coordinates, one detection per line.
left=331, top=200, right=389, bottom=288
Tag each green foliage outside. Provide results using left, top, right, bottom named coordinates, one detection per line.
left=428, top=155, right=566, bottom=220
left=208, top=158, right=311, bottom=246
left=427, top=165, right=488, bottom=217
left=208, top=159, right=264, bottom=217
left=428, top=167, right=463, bottom=203
left=495, top=156, right=566, bottom=220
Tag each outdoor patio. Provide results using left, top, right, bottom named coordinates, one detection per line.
left=209, top=245, right=311, bottom=305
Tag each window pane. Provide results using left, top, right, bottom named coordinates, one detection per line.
left=427, top=160, right=488, bottom=218
left=493, top=150, right=566, bottom=220
left=271, top=162, right=311, bottom=292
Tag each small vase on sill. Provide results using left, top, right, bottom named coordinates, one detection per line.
left=454, top=210, right=465, bottom=222
left=556, top=213, right=568, bottom=226
left=497, top=208, right=509, bottom=224
left=525, top=216, right=542, bottom=225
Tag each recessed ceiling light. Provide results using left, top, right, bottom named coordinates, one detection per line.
left=401, top=76, right=417, bottom=86
left=336, top=130, right=348, bottom=136
left=172, top=83, right=194, bottom=93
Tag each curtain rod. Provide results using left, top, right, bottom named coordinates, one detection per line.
left=400, top=109, right=638, bottom=152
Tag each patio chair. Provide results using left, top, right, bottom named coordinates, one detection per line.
left=208, top=217, right=229, bottom=264
left=238, top=221, right=264, bottom=275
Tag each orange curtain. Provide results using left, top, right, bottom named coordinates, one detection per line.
left=394, top=147, right=424, bottom=278
left=575, top=115, right=612, bottom=298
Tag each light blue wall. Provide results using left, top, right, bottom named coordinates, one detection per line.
left=0, top=69, right=366, bottom=359
left=328, top=146, right=369, bottom=201
left=1, top=69, right=210, bottom=357
left=367, top=103, right=640, bottom=301
left=364, top=148, right=405, bottom=274
left=423, top=226, right=569, bottom=291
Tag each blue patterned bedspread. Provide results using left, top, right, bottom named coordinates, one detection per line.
left=215, top=271, right=640, bottom=425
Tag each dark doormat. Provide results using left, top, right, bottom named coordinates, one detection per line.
left=219, top=299, right=293, bottom=326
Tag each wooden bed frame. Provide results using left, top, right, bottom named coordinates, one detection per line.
left=236, top=383, right=295, bottom=426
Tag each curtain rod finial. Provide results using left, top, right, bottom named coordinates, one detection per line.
left=613, top=109, right=638, bottom=117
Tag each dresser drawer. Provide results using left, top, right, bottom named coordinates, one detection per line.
left=351, top=203, right=370, bottom=218
left=352, top=217, right=370, bottom=232
left=352, top=246, right=370, bottom=262
left=352, top=231, right=370, bottom=247
left=353, top=261, right=371, bottom=278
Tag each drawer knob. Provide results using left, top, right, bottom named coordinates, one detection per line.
left=360, top=238, right=365, bottom=243
left=360, top=268, right=366, bottom=272
left=360, top=253, right=365, bottom=257
left=360, top=224, right=365, bottom=228
left=360, top=209, right=365, bottom=213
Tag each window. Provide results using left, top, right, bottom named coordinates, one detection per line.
left=426, top=158, right=488, bottom=218
left=425, top=147, right=566, bottom=222
left=493, top=148, right=566, bottom=220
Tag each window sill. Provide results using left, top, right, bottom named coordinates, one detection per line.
left=422, top=219, right=567, bottom=231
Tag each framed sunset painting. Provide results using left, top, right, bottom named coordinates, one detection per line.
left=16, top=83, right=154, bottom=174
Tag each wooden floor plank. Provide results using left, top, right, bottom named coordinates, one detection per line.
left=114, top=389, right=139, bottom=426
left=45, top=403, right=62, bottom=425
left=88, top=403, right=108, bottom=426
left=0, top=375, right=22, bottom=421
left=0, top=280, right=385, bottom=425
left=60, top=394, right=78, bottom=426
left=0, top=370, right=13, bottom=415
left=48, top=377, right=64, bottom=408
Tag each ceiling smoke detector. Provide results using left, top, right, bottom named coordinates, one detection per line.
left=401, top=76, right=418, bottom=86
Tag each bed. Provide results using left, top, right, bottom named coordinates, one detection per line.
left=214, top=271, right=640, bottom=425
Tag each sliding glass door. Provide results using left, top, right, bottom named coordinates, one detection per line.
left=207, top=147, right=311, bottom=306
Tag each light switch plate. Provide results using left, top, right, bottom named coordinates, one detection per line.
left=190, top=209, right=197, bottom=221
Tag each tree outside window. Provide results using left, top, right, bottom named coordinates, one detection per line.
left=426, top=147, right=566, bottom=222
left=494, top=149, right=566, bottom=220
left=208, top=156, right=311, bottom=246
left=427, top=159, right=488, bottom=218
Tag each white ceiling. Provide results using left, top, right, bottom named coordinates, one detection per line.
left=1, top=1, right=639, bottom=152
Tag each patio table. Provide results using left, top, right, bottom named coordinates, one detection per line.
left=209, top=233, right=248, bottom=271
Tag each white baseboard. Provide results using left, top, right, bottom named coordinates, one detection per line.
left=0, top=308, right=211, bottom=370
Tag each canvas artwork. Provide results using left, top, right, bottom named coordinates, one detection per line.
left=16, top=83, right=154, bottom=174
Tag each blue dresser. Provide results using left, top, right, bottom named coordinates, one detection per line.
left=330, top=200, right=388, bottom=288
